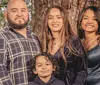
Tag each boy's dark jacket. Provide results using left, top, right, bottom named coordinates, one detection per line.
left=28, top=75, right=65, bottom=85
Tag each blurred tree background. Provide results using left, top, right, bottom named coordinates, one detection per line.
left=0, top=0, right=32, bottom=28
left=0, top=0, right=100, bottom=41
left=0, top=0, right=7, bottom=28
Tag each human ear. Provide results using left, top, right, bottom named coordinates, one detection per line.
left=53, top=66, right=56, bottom=71
left=53, top=68, right=55, bottom=71
left=33, top=69, right=37, bottom=74
left=4, top=11, right=7, bottom=19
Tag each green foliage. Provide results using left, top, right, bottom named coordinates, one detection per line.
left=0, top=0, right=33, bottom=28
left=0, top=0, right=8, bottom=29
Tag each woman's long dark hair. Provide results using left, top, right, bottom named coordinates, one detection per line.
left=42, top=5, right=79, bottom=64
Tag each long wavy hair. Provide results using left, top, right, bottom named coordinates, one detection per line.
left=78, top=6, right=100, bottom=39
left=42, top=5, right=77, bottom=63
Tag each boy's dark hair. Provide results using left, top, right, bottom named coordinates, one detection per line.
left=31, top=52, right=60, bottom=76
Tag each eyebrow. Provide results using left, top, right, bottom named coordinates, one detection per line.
left=11, top=8, right=17, bottom=10
left=48, top=15, right=62, bottom=17
left=83, top=14, right=88, bottom=17
left=11, top=8, right=27, bottom=10
left=83, top=15, right=96, bottom=17
left=49, top=14, right=61, bottom=15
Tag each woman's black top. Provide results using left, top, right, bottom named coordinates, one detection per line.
left=85, top=45, right=100, bottom=85
left=53, top=36, right=87, bottom=85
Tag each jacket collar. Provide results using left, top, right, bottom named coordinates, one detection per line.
left=34, top=75, right=56, bottom=85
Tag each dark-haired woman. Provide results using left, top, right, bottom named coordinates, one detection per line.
left=78, top=6, right=100, bottom=85
left=42, top=5, right=87, bottom=85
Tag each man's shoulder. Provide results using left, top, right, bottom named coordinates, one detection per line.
left=0, top=27, right=8, bottom=36
left=31, top=32, right=37, bottom=37
left=27, top=26, right=38, bottom=38
left=30, top=32, right=39, bottom=41
left=0, top=27, right=9, bottom=34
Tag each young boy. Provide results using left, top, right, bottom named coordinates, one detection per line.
left=28, top=52, right=65, bottom=85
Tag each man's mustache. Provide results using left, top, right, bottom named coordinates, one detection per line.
left=15, top=16, right=25, bottom=21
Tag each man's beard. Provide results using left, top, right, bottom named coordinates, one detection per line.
left=7, top=16, right=29, bottom=30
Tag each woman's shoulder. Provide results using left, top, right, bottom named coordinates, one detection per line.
left=70, top=35, right=80, bottom=41
left=97, top=34, right=100, bottom=44
left=69, top=35, right=81, bottom=45
left=69, top=36, right=86, bottom=55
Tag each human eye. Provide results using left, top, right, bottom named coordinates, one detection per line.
left=93, top=17, right=97, bottom=21
left=93, top=19, right=97, bottom=21
left=37, top=64, right=42, bottom=67
left=21, top=8, right=26, bottom=12
left=46, top=63, right=50, bottom=65
left=83, top=17, right=88, bottom=20
left=48, top=16, right=53, bottom=19
left=57, top=16, right=62, bottom=19
left=11, top=8, right=17, bottom=12
left=46, top=62, right=52, bottom=66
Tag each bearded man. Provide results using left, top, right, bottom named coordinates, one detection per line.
left=0, top=0, right=41, bottom=85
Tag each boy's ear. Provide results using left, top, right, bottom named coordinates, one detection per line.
left=33, top=69, right=37, bottom=74
left=53, top=68, right=55, bottom=71
left=53, top=66, right=56, bottom=71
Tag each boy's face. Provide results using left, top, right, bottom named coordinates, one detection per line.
left=34, top=56, right=54, bottom=79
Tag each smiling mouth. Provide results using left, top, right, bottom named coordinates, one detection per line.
left=41, top=70, right=49, bottom=73
left=52, top=24, right=59, bottom=27
left=85, top=25, right=94, bottom=27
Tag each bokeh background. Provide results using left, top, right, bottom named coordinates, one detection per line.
left=0, top=0, right=100, bottom=41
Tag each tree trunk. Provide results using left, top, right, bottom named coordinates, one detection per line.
left=31, top=0, right=100, bottom=41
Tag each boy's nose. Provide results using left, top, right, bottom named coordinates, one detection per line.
left=42, top=65, right=46, bottom=69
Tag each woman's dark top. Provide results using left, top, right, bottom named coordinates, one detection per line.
left=53, top=36, right=87, bottom=85
left=28, top=75, right=65, bottom=85
left=85, top=45, right=100, bottom=85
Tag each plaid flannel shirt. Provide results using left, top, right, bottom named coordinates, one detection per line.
left=0, top=26, right=41, bottom=85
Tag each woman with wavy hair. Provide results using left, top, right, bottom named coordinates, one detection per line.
left=78, top=6, right=100, bottom=85
left=42, top=5, right=87, bottom=85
